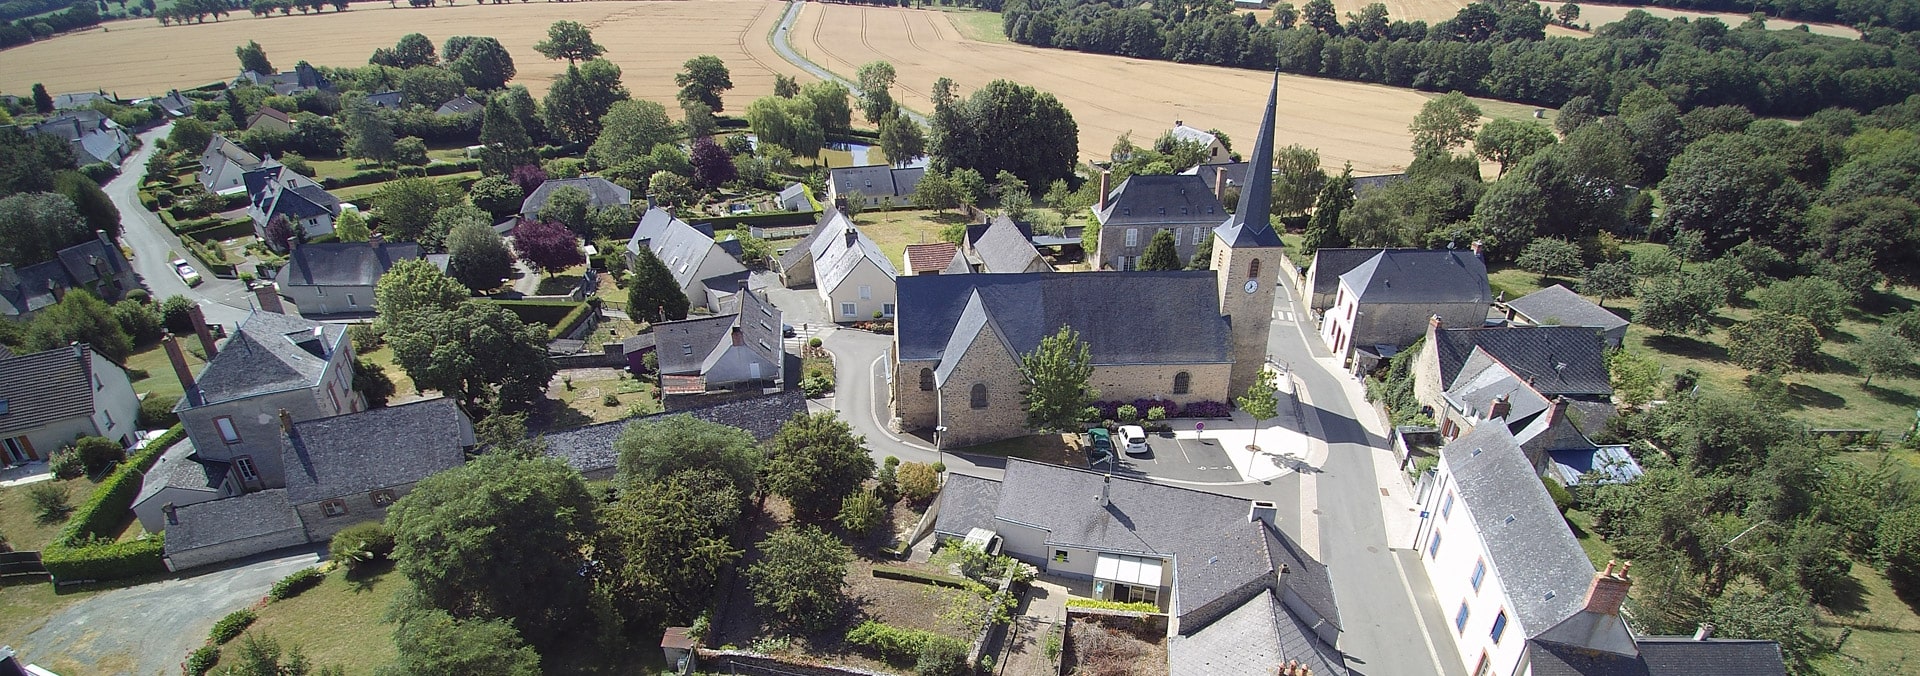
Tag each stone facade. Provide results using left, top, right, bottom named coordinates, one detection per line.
left=1211, top=232, right=1283, bottom=399
left=293, top=484, right=416, bottom=542
left=1089, top=363, right=1231, bottom=406
left=894, top=358, right=941, bottom=432
left=931, top=321, right=1027, bottom=449
left=179, top=388, right=325, bottom=490
left=166, top=524, right=307, bottom=571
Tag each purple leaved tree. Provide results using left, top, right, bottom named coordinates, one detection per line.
left=509, top=164, right=550, bottom=195
left=513, top=219, right=586, bottom=275
left=690, top=136, right=736, bottom=188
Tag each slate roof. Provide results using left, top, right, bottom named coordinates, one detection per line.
left=0, top=237, right=131, bottom=317
left=1213, top=73, right=1284, bottom=248
left=154, top=90, right=194, bottom=116
left=811, top=211, right=897, bottom=293
left=630, top=207, right=745, bottom=292
left=828, top=164, right=925, bottom=199
left=777, top=210, right=834, bottom=271
left=1168, top=123, right=1218, bottom=149
left=435, top=95, right=481, bottom=116
left=971, top=216, right=1046, bottom=273
left=935, top=460, right=1339, bottom=634
left=1095, top=174, right=1225, bottom=226
left=1310, top=248, right=1410, bottom=297
left=282, top=242, right=427, bottom=288
left=1351, top=173, right=1409, bottom=199
left=364, top=91, right=403, bottom=110
left=1526, top=637, right=1788, bottom=676
left=1508, top=285, right=1629, bottom=333
left=246, top=106, right=292, bottom=129
left=620, top=334, right=656, bottom=355
left=896, top=271, right=1231, bottom=366
left=0, top=344, right=105, bottom=437
left=905, top=242, right=960, bottom=275
left=203, top=135, right=261, bottom=170
left=1440, top=424, right=1596, bottom=637
left=251, top=168, right=341, bottom=224
left=164, top=488, right=301, bottom=553
left=522, top=177, right=632, bottom=218
left=777, top=182, right=811, bottom=211
left=282, top=398, right=472, bottom=504
left=539, top=389, right=806, bottom=475
left=1169, top=590, right=1346, bottom=676
left=654, top=314, right=736, bottom=375
left=1339, top=249, right=1490, bottom=305
left=184, top=311, right=346, bottom=407
left=134, top=438, right=230, bottom=504
left=1432, top=326, right=1612, bottom=397
left=52, top=91, right=109, bottom=110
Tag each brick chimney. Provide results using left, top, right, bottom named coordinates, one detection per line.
left=188, top=304, right=218, bottom=359
left=1097, top=171, right=1111, bottom=212
left=1488, top=394, right=1511, bottom=420
left=163, top=503, right=178, bottom=526
left=1215, top=166, right=1229, bottom=204
left=1550, top=396, right=1571, bottom=425
left=844, top=227, right=858, bottom=248
left=1278, top=661, right=1313, bottom=676
left=1582, top=560, right=1633, bottom=616
left=252, top=283, right=285, bottom=314
left=1470, top=240, right=1484, bottom=260
left=368, top=231, right=384, bottom=246
left=162, top=332, right=196, bottom=397
left=47, top=279, right=63, bottom=302
left=1095, top=474, right=1111, bottom=507
left=730, top=326, right=744, bottom=347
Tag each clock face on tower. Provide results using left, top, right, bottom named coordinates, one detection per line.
left=1244, top=279, right=1259, bottom=294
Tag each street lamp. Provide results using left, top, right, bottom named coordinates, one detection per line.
left=934, top=426, right=947, bottom=471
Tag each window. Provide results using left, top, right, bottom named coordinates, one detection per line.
left=1490, top=610, right=1508, bottom=644
left=919, top=368, right=934, bottom=391
left=235, top=456, right=259, bottom=482
left=1125, top=228, right=1139, bottom=247
left=370, top=489, right=397, bottom=506
left=970, top=383, right=988, bottom=409
left=321, top=499, right=348, bottom=517
left=1472, top=652, right=1492, bottom=676
left=1173, top=228, right=1183, bottom=246
left=101, top=409, right=113, bottom=428
left=1454, top=602, right=1470, bottom=633
left=1053, top=550, right=1070, bottom=563
left=215, top=416, right=241, bottom=444
left=1172, top=371, right=1191, bottom=395
left=94, top=374, right=102, bottom=391
left=1470, top=559, right=1486, bottom=592
left=859, top=285, right=872, bottom=300
left=1428, top=531, right=1442, bottom=558
left=1442, top=492, right=1455, bottom=520
left=882, top=303, right=895, bottom=317
left=841, top=303, right=857, bottom=317
left=681, top=344, right=694, bottom=356
left=347, top=294, right=357, bottom=307
left=1249, top=258, right=1262, bottom=280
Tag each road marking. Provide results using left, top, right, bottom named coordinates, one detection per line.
left=1392, top=549, right=1456, bottom=676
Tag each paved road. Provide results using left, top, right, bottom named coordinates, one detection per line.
left=19, top=548, right=324, bottom=676
left=105, top=124, right=255, bottom=329
left=769, top=0, right=930, bottom=128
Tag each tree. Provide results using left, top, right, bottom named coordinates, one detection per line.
left=837, top=491, right=885, bottom=535
left=389, top=609, right=541, bottom=676
left=1637, top=272, right=1722, bottom=336
left=597, top=468, right=744, bottom=620
left=1852, top=326, right=1913, bottom=386
left=773, top=74, right=800, bottom=98
left=383, top=33, right=438, bottom=68
left=689, top=136, right=735, bottom=188
left=801, top=81, right=853, bottom=137
left=31, top=83, right=52, bottom=114
left=468, top=176, right=523, bottom=220
left=478, top=97, right=537, bottom=177
left=1474, top=118, right=1556, bottom=176
left=1706, top=588, right=1822, bottom=674
left=236, top=40, right=273, bottom=75
left=1516, top=238, right=1583, bottom=280
left=624, top=246, right=690, bottom=322
left=387, top=452, right=594, bottom=648
left=1302, top=0, right=1338, bottom=32
left=512, top=219, right=584, bottom=275
left=746, top=95, right=825, bottom=160
left=1660, top=133, right=1809, bottom=254
left=1556, top=2, right=1580, bottom=25
left=372, top=177, right=457, bottom=243
left=1018, top=326, right=1096, bottom=432
left=264, top=215, right=297, bottom=252
left=1728, top=312, right=1820, bottom=374
left=1137, top=230, right=1181, bottom=271
left=1410, top=92, right=1482, bottom=157
left=399, top=67, right=463, bottom=109
left=1754, top=276, right=1846, bottom=335
left=747, top=526, right=852, bottom=631
left=388, top=300, right=556, bottom=410
left=856, top=60, right=897, bottom=125
left=342, top=98, right=396, bottom=164
left=112, top=299, right=162, bottom=344
left=931, top=79, right=1077, bottom=191
left=1582, top=260, right=1636, bottom=307
left=445, top=222, right=515, bottom=292
left=1301, top=166, right=1354, bottom=257
left=675, top=55, right=734, bottom=113
left=1236, top=366, right=1284, bottom=453
left=537, top=186, right=593, bottom=238
left=588, top=99, right=676, bottom=170
left=544, top=60, right=631, bottom=146
left=373, top=258, right=468, bottom=327
left=875, top=112, right=925, bottom=168
left=26, top=290, right=129, bottom=363
left=732, top=226, right=773, bottom=269
left=534, top=20, right=604, bottom=63
left=614, top=414, right=761, bottom=493
left=912, top=169, right=961, bottom=212
left=765, top=413, right=875, bottom=515
left=1607, top=349, right=1661, bottom=406
left=0, top=193, right=88, bottom=267
left=444, top=36, right=516, bottom=91
left=1271, top=144, right=1327, bottom=217
left=392, top=136, right=429, bottom=167
left=168, top=117, right=213, bottom=156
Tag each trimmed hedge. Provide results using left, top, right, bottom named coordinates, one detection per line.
left=41, top=535, right=166, bottom=582
left=269, top=567, right=324, bottom=600
left=487, top=299, right=585, bottom=329
left=319, top=167, right=398, bottom=190
left=548, top=301, right=594, bottom=341
left=1066, top=598, right=1160, bottom=613
left=845, top=620, right=968, bottom=665
left=693, top=208, right=820, bottom=231
left=42, top=426, right=182, bottom=583
left=185, top=645, right=219, bottom=676
left=180, top=219, right=255, bottom=243
left=871, top=565, right=977, bottom=590
left=208, top=608, right=255, bottom=645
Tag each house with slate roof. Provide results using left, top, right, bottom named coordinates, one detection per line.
left=234, top=64, right=332, bottom=96
left=0, top=231, right=137, bottom=321
left=51, top=90, right=112, bottom=110
left=245, top=162, right=343, bottom=246
left=779, top=210, right=898, bottom=321
left=935, top=460, right=1345, bottom=675
left=277, top=240, right=442, bottom=316
left=520, top=177, right=631, bottom=220
left=133, top=437, right=241, bottom=533
left=625, top=206, right=751, bottom=313
left=541, top=389, right=805, bottom=479
left=435, top=94, right=481, bottom=117
left=25, top=110, right=135, bottom=167
left=1303, top=248, right=1422, bottom=313
left=0, top=344, right=140, bottom=467
left=963, top=216, right=1049, bottom=274
left=280, top=397, right=473, bottom=541
left=363, top=91, right=403, bottom=110
left=245, top=106, right=294, bottom=134
left=777, top=182, right=813, bottom=212
left=1504, top=285, right=1630, bottom=348
left=151, top=90, right=195, bottom=118
left=651, top=288, right=783, bottom=395
left=826, top=164, right=925, bottom=209
left=1413, top=424, right=1786, bottom=676
left=1167, top=121, right=1233, bottom=166
left=1089, top=173, right=1227, bottom=271
left=198, top=135, right=264, bottom=193
left=894, top=74, right=1291, bottom=447
left=1319, top=248, right=1492, bottom=372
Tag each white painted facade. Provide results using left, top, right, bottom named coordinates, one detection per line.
left=1415, top=456, right=1530, bottom=676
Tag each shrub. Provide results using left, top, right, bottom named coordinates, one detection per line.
left=348, top=324, right=383, bottom=353
left=846, top=620, right=970, bottom=667
left=269, top=567, right=324, bottom=600
left=1179, top=401, right=1230, bottom=418
left=139, top=394, right=181, bottom=429
left=1543, top=476, right=1574, bottom=514
left=876, top=462, right=899, bottom=503
left=48, top=449, right=85, bottom=480
left=1145, top=406, right=1167, bottom=422
left=1065, top=598, right=1160, bottom=613
left=328, top=521, right=395, bottom=572
left=160, top=295, right=196, bottom=333
left=41, top=534, right=167, bottom=581
left=808, top=336, right=823, bottom=347
left=185, top=645, right=219, bottom=676
left=1116, top=405, right=1138, bottom=423
left=915, top=638, right=969, bottom=676
left=800, top=374, right=833, bottom=397
left=897, top=462, right=939, bottom=502
left=28, top=481, right=72, bottom=523
left=602, top=393, right=620, bottom=407
left=838, top=490, right=885, bottom=534
left=209, top=609, right=256, bottom=645
left=125, top=289, right=150, bottom=304
left=74, top=436, right=126, bottom=477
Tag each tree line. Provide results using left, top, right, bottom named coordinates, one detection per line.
left=1596, top=0, right=1920, bottom=32
left=999, top=0, right=1920, bottom=116
left=0, top=0, right=98, bottom=49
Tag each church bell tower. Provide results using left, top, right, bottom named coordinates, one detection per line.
left=1213, top=72, right=1286, bottom=399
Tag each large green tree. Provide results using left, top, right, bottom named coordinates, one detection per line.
left=399, top=66, right=464, bottom=108
left=675, top=55, right=734, bottom=113
left=479, top=96, right=537, bottom=177
left=597, top=468, right=744, bottom=622
left=544, top=60, right=631, bottom=146
left=1515, top=237, right=1583, bottom=280
left=855, top=60, right=897, bottom=125
left=236, top=40, right=273, bottom=75
left=624, top=246, right=690, bottom=322
left=1271, top=144, right=1328, bottom=218
left=443, top=36, right=516, bottom=90
left=372, top=177, right=459, bottom=244
left=1409, top=91, right=1482, bottom=157
left=747, top=526, right=852, bottom=631
left=1660, top=133, right=1809, bottom=254
left=931, top=79, right=1078, bottom=191
left=53, top=171, right=119, bottom=238
left=444, top=222, right=515, bottom=293
left=1474, top=117, right=1556, bottom=176
left=588, top=99, right=677, bottom=170
left=389, top=608, right=540, bottom=676
left=342, top=98, right=396, bottom=164
left=1582, top=260, right=1637, bottom=308
left=801, top=81, right=853, bottom=137
left=764, top=413, right=874, bottom=515
left=27, top=289, right=130, bottom=363
left=1637, top=272, right=1722, bottom=336
left=613, top=414, right=762, bottom=493
left=386, top=452, right=595, bottom=648
left=877, top=112, right=926, bottom=167
left=745, top=95, right=825, bottom=159
left=387, top=300, right=555, bottom=410
left=536, top=186, right=593, bottom=238
left=1727, top=312, right=1820, bottom=374
left=1753, top=276, right=1847, bottom=336
left=1300, top=167, right=1354, bottom=257
left=0, top=192, right=88, bottom=267
left=374, top=258, right=468, bottom=326
left=1018, top=326, right=1096, bottom=432
left=534, top=21, right=605, bottom=63
left=1850, top=326, right=1913, bottom=386
left=1137, top=229, right=1181, bottom=271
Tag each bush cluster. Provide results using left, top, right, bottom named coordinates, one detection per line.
left=42, top=426, right=182, bottom=582
left=208, top=609, right=256, bottom=645
left=185, top=645, right=219, bottom=676
left=1087, top=399, right=1226, bottom=421
left=1065, top=598, right=1161, bottom=613
left=845, top=620, right=970, bottom=672
left=269, top=567, right=325, bottom=600
left=328, top=521, right=395, bottom=573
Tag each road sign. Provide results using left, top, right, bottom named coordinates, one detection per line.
left=1195, top=422, right=1205, bottom=433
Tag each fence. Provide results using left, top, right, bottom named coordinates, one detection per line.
left=0, top=551, right=46, bottom=578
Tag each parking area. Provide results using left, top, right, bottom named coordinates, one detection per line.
left=1092, top=432, right=1246, bottom=483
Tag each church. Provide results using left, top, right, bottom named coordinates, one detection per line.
left=891, top=77, right=1286, bottom=448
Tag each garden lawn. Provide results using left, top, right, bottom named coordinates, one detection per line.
left=357, top=346, right=419, bottom=405
left=0, top=478, right=96, bottom=552
left=212, top=564, right=402, bottom=676
left=556, top=373, right=660, bottom=425
left=854, top=209, right=971, bottom=271
left=124, top=338, right=207, bottom=401
left=1812, top=561, right=1920, bottom=675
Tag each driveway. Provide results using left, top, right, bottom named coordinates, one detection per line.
left=106, top=124, right=254, bottom=328
left=17, top=547, right=325, bottom=676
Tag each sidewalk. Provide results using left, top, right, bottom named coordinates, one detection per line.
left=1289, top=325, right=1425, bottom=551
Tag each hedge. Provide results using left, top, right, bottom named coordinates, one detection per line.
left=41, top=535, right=166, bottom=582
left=41, top=426, right=183, bottom=583
left=1066, top=598, right=1160, bottom=613
left=319, top=167, right=398, bottom=190
left=487, top=299, right=585, bottom=329
left=692, top=208, right=820, bottom=231
left=269, top=567, right=324, bottom=600
left=185, top=645, right=219, bottom=676
left=208, top=608, right=256, bottom=645
left=871, top=565, right=977, bottom=590
left=845, top=620, right=968, bottom=665
left=548, top=301, right=594, bottom=341
left=180, top=219, right=255, bottom=243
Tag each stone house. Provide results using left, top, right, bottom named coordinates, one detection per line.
left=778, top=210, right=898, bottom=321
left=281, top=398, right=474, bottom=541
left=0, top=343, right=141, bottom=466
left=935, top=460, right=1344, bottom=674
left=1502, top=284, right=1630, bottom=348
left=1319, top=248, right=1491, bottom=372
left=198, top=135, right=263, bottom=193
left=1303, top=248, right=1419, bottom=314
left=25, top=110, right=135, bottom=167
left=1090, top=173, right=1229, bottom=271
left=0, top=231, right=137, bottom=321
left=625, top=207, right=749, bottom=313
left=962, top=216, right=1049, bottom=274
left=826, top=164, right=925, bottom=209
left=163, top=489, right=307, bottom=571
left=275, top=240, right=444, bottom=316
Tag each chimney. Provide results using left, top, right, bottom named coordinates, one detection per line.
left=1582, top=560, right=1633, bottom=616
left=845, top=227, right=858, bottom=248
left=1550, top=396, right=1570, bottom=424
left=1215, top=166, right=1228, bottom=204
left=1096, top=474, right=1111, bottom=507
left=252, top=283, right=284, bottom=314
left=730, top=326, right=744, bottom=347
left=1279, top=661, right=1312, bottom=676
left=1489, top=394, right=1511, bottom=420
left=1097, top=171, right=1112, bottom=212
left=47, top=279, right=63, bottom=302
left=1174, top=119, right=1183, bottom=128
left=1470, top=240, right=1484, bottom=260
left=278, top=408, right=293, bottom=435
left=163, top=503, right=178, bottom=526
left=96, top=229, right=111, bottom=248
left=1429, top=314, right=1442, bottom=330
left=1249, top=500, right=1278, bottom=529
left=0, top=263, right=17, bottom=290
left=163, top=333, right=196, bottom=396
left=1692, top=623, right=1715, bottom=641
left=188, top=304, right=218, bottom=359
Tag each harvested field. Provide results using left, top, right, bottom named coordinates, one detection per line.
left=1568, top=2, right=1859, bottom=38
left=0, top=0, right=816, bottom=107
left=791, top=3, right=1513, bottom=173
left=1237, top=0, right=1858, bottom=38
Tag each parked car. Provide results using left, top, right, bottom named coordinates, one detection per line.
left=783, top=324, right=796, bottom=338
left=172, top=258, right=201, bottom=286
left=1119, top=425, right=1149, bottom=456
left=1087, top=427, right=1115, bottom=466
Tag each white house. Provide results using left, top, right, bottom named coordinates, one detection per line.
left=244, top=162, right=342, bottom=245
left=0, top=344, right=142, bottom=466
left=625, top=207, right=750, bottom=313
left=777, top=210, right=898, bottom=321
left=1169, top=121, right=1233, bottom=166
left=652, top=288, right=784, bottom=395
left=826, top=164, right=925, bottom=209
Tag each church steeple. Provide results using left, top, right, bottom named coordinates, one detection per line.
left=1215, top=71, right=1284, bottom=248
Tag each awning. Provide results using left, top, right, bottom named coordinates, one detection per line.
left=1094, top=553, right=1164, bottom=587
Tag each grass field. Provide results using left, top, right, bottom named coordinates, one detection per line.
left=0, top=477, right=97, bottom=552
left=124, top=337, right=207, bottom=401
left=212, top=563, right=403, bottom=675
left=851, top=208, right=968, bottom=271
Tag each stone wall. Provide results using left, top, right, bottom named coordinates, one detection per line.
left=936, top=321, right=1028, bottom=449
left=1410, top=332, right=1446, bottom=418
left=293, top=485, right=413, bottom=542
left=894, top=358, right=941, bottom=432
left=180, top=388, right=322, bottom=490
left=1088, top=363, right=1231, bottom=407
left=165, top=524, right=307, bottom=572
